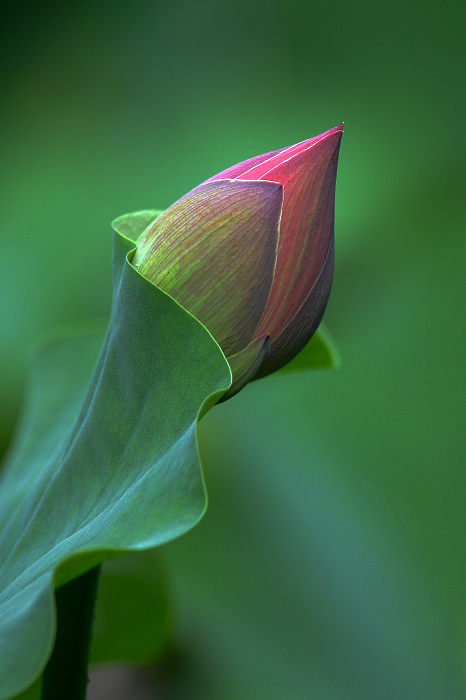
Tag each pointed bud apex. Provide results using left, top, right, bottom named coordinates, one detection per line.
left=132, top=125, right=343, bottom=398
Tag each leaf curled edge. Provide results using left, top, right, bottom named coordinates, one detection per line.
left=0, top=230, right=231, bottom=700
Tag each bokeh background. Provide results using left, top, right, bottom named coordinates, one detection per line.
left=1, top=0, right=465, bottom=698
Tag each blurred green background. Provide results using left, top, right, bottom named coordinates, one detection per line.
left=1, top=0, right=465, bottom=698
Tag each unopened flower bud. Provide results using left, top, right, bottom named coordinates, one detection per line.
left=133, top=124, right=343, bottom=399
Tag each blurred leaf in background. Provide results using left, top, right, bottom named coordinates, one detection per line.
left=1, top=0, right=465, bottom=698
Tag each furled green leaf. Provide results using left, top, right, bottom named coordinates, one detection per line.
left=0, top=225, right=231, bottom=700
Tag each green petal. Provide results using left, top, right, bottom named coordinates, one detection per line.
left=133, top=180, right=282, bottom=356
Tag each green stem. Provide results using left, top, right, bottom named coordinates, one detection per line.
left=41, top=566, right=101, bottom=700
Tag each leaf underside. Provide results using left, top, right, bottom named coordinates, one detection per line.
left=0, top=210, right=338, bottom=699
left=0, top=224, right=231, bottom=700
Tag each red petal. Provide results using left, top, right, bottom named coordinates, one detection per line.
left=257, top=238, right=334, bottom=377
left=204, top=145, right=299, bottom=182
left=255, top=125, right=342, bottom=339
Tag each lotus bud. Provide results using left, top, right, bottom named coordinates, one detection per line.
left=133, top=124, right=343, bottom=399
